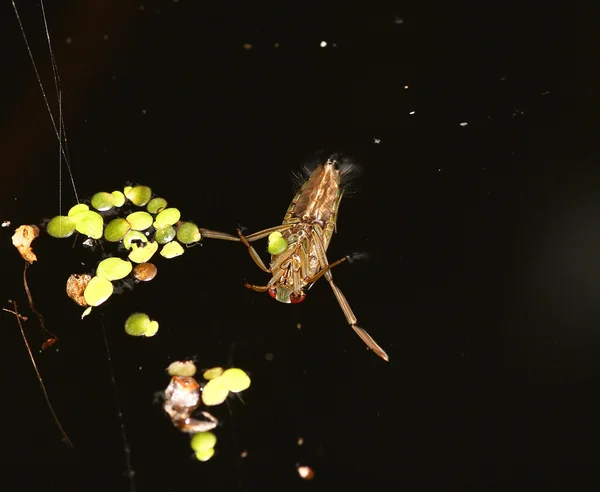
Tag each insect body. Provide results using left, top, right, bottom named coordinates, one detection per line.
left=236, top=155, right=389, bottom=362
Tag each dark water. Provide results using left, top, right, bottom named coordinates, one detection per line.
left=0, top=1, right=597, bottom=490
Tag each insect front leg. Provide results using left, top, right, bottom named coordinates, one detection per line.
left=236, top=228, right=272, bottom=273
left=243, top=269, right=284, bottom=292
left=236, top=224, right=294, bottom=273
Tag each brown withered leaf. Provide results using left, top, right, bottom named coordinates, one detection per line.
left=11, top=225, right=40, bottom=264
left=66, top=274, right=92, bottom=306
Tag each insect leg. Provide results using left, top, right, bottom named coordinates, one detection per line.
left=243, top=269, right=284, bottom=292
left=311, top=233, right=389, bottom=362
left=198, top=228, right=242, bottom=242
left=236, top=224, right=296, bottom=272
left=241, top=224, right=295, bottom=243
left=324, top=271, right=389, bottom=361
left=304, top=255, right=350, bottom=284
left=236, top=228, right=271, bottom=273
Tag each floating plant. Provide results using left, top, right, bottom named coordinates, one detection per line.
left=162, top=361, right=251, bottom=462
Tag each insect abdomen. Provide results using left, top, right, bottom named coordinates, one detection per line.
left=284, top=160, right=342, bottom=229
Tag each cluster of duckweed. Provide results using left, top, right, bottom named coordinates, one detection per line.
left=46, top=185, right=202, bottom=319
left=45, top=185, right=254, bottom=463
left=201, top=366, right=252, bottom=406
left=165, top=361, right=252, bottom=462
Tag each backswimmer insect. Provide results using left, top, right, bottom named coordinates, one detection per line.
left=231, top=155, right=389, bottom=362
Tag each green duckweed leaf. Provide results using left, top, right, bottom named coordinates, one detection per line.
left=167, top=361, right=197, bottom=377
left=126, top=211, right=154, bottom=231
left=160, top=241, right=184, bottom=259
left=104, top=218, right=131, bottom=242
left=123, top=230, right=147, bottom=250
left=46, top=216, right=76, bottom=238
left=111, top=190, right=126, bottom=207
left=147, top=197, right=167, bottom=214
left=75, top=210, right=104, bottom=239
left=125, top=185, right=152, bottom=207
left=203, top=367, right=224, bottom=380
left=91, top=192, right=115, bottom=211
left=194, top=448, right=215, bottom=462
left=128, top=240, right=158, bottom=263
left=124, top=312, right=151, bottom=336
left=176, top=222, right=201, bottom=244
left=190, top=432, right=217, bottom=452
left=268, top=231, right=288, bottom=255
left=154, top=208, right=181, bottom=229
left=155, top=225, right=176, bottom=244
left=83, top=276, right=114, bottom=307
left=67, top=203, right=89, bottom=216
left=96, top=257, right=132, bottom=281
left=144, top=321, right=159, bottom=337
left=201, top=377, right=229, bottom=406
left=221, top=368, right=251, bottom=393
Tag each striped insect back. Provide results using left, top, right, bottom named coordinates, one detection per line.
left=236, top=155, right=389, bottom=361
left=284, top=159, right=343, bottom=249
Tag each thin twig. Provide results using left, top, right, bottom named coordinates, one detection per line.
left=5, top=300, right=73, bottom=448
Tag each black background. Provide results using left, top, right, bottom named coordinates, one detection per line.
left=0, top=1, right=597, bottom=490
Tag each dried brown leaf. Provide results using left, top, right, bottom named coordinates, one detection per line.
left=12, top=225, right=40, bottom=264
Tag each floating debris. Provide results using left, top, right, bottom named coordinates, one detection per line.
left=163, top=372, right=218, bottom=434
left=12, top=224, right=39, bottom=263
left=297, top=465, right=315, bottom=480
left=66, top=274, right=92, bottom=306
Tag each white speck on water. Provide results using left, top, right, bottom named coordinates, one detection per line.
left=393, top=16, right=404, bottom=25
left=409, top=110, right=415, bottom=115
left=459, top=122, right=468, bottom=127
left=1, top=221, right=10, bottom=227
left=320, top=41, right=327, bottom=48
left=374, top=137, right=381, bottom=144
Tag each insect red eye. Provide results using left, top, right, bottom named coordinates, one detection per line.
left=290, top=292, right=306, bottom=304
left=268, top=288, right=277, bottom=299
